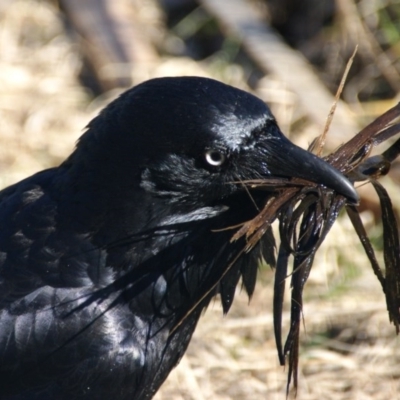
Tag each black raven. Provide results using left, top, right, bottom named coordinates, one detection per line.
left=0, top=77, right=358, bottom=399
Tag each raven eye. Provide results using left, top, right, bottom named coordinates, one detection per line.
left=204, top=149, right=226, bottom=167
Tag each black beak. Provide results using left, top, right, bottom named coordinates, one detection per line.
left=261, top=134, right=359, bottom=205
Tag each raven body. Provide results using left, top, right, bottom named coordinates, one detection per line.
left=0, top=77, right=357, bottom=399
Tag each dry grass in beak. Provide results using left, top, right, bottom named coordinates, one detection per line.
left=233, top=102, right=400, bottom=394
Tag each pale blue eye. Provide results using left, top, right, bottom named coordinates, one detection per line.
left=205, top=150, right=226, bottom=166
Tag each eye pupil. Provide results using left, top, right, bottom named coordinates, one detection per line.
left=205, top=150, right=225, bottom=167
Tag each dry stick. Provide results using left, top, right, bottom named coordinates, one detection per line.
left=328, top=103, right=400, bottom=170
left=314, top=46, right=358, bottom=157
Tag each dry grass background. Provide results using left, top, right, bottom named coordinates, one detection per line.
left=1, top=1, right=400, bottom=399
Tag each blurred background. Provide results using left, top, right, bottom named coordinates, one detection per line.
left=1, top=0, right=400, bottom=398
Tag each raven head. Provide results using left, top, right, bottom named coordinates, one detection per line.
left=74, top=76, right=357, bottom=214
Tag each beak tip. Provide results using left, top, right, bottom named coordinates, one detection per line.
left=316, top=163, right=359, bottom=205
left=340, top=183, right=359, bottom=205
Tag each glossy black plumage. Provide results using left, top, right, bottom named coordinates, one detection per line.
left=0, top=77, right=357, bottom=399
